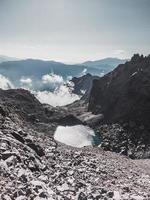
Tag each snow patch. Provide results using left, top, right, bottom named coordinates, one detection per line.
left=131, top=71, right=138, bottom=77
left=54, top=125, right=95, bottom=147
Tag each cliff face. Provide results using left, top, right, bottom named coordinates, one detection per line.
left=71, top=73, right=99, bottom=101
left=89, top=54, right=150, bottom=123
left=88, top=54, right=150, bottom=157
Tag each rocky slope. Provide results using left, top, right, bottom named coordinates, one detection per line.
left=0, top=87, right=150, bottom=199
left=88, top=54, right=150, bottom=158
left=0, top=114, right=150, bottom=200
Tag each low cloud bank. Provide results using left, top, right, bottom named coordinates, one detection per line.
left=33, top=73, right=80, bottom=106
left=54, top=125, right=95, bottom=147
left=35, top=84, right=80, bottom=106
left=0, top=73, right=80, bottom=107
left=20, top=77, right=32, bottom=89
left=41, top=73, right=64, bottom=91
left=0, top=74, right=14, bottom=90
left=20, top=77, right=32, bottom=84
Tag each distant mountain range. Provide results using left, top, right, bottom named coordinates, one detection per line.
left=0, top=55, right=19, bottom=63
left=0, top=56, right=127, bottom=90
left=82, top=57, right=128, bottom=73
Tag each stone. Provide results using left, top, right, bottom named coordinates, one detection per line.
left=107, top=191, right=114, bottom=198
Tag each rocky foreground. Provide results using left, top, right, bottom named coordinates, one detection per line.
left=0, top=89, right=150, bottom=200
left=0, top=116, right=150, bottom=200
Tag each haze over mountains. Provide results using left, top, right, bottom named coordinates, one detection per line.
left=0, top=55, right=19, bottom=63
left=0, top=56, right=127, bottom=87
left=82, top=57, right=127, bottom=71
left=0, top=56, right=127, bottom=107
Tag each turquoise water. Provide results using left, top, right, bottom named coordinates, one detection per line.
left=92, top=132, right=102, bottom=146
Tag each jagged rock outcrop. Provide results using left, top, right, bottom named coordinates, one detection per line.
left=0, top=88, right=48, bottom=123
left=71, top=73, right=99, bottom=101
left=88, top=54, right=150, bottom=158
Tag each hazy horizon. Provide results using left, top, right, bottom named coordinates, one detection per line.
left=0, top=0, right=150, bottom=63
left=0, top=54, right=130, bottom=65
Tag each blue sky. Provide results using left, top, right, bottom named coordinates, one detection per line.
left=0, top=0, right=150, bottom=63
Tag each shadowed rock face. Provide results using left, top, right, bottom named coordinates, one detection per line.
left=0, top=88, right=47, bottom=122
left=71, top=73, right=99, bottom=101
left=88, top=54, right=150, bottom=157
left=89, top=54, right=150, bottom=125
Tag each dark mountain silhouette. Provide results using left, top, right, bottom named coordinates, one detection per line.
left=88, top=54, right=150, bottom=158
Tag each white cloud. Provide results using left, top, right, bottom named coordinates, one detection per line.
left=0, top=74, right=14, bottom=90
left=34, top=84, right=80, bottom=107
left=20, top=77, right=32, bottom=84
left=42, top=73, right=64, bottom=90
left=54, top=125, right=95, bottom=147
left=80, top=68, right=87, bottom=76
left=0, top=72, right=80, bottom=107
left=33, top=73, right=80, bottom=106
left=114, top=49, right=126, bottom=56
left=67, top=76, right=73, bottom=80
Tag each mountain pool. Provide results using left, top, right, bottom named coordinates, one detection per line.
left=54, top=125, right=101, bottom=148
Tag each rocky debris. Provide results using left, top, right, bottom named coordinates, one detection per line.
left=0, top=88, right=48, bottom=123
left=97, top=124, right=150, bottom=159
left=88, top=54, right=150, bottom=158
left=66, top=100, right=88, bottom=117
left=0, top=112, right=150, bottom=199
left=78, top=112, right=103, bottom=126
left=66, top=100, right=103, bottom=126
